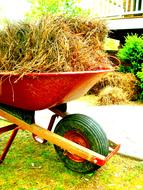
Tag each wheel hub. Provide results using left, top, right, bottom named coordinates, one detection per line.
left=64, top=130, right=90, bottom=162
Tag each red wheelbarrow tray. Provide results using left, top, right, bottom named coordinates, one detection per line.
left=0, top=69, right=111, bottom=110
left=0, top=69, right=120, bottom=168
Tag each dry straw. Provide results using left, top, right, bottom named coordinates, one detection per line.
left=89, top=72, right=139, bottom=101
left=0, top=15, right=111, bottom=74
left=97, top=86, right=128, bottom=105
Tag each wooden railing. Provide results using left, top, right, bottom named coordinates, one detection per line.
left=95, top=0, right=143, bottom=18
left=123, top=0, right=143, bottom=16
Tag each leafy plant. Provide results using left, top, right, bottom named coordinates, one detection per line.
left=117, top=34, right=143, bottom=75
left=137, top=64, right=143, bottom=100
left=25, top=0, right=90, bottom=20
left=117, top=34, right=143, bottom=100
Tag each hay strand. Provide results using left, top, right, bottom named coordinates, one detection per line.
left=0, top=15, right=111, bottom=74
left=97, top=86, right=128, bottom=105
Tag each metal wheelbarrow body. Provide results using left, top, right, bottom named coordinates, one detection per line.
left=0, top=70, right=120, bottom=173
left=0, top=70, right=109, bottom=110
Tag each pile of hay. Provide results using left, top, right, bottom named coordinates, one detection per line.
left=97, top=86, right=128, bottom=105
left=89, top=72, right=140, bottom=101
left=0, top=15, right=111, bottom=74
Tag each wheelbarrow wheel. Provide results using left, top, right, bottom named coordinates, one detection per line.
left=32, top=103, right=67, bottom=144
left=54, top=114, right=109, bottom=173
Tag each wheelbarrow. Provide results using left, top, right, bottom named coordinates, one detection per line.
left=0, top=70, right=120, bottom=173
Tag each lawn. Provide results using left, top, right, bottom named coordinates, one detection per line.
left=0, top=120, right=143, bottom=190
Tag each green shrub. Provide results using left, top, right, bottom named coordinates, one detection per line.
left=117, top=34, right=143, bottom=75
left=26, top=0, right=91, bottom=20
left=137, top=64, right=143, bottom=100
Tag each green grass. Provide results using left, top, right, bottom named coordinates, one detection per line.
left=0, top=120, right=143, bottom=190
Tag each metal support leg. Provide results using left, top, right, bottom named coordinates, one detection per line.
left=0, top=124, right=17, bottom=134
left=32, top=114, right=58, bottom=144
left=0, top=127, right=19, bottom=163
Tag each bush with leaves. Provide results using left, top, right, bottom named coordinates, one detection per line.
left=26, top=0, right=90, bottom=20
left=117, top=34, right=143, bottom=100
left=137, top=64, right=143, bottom=100
left=117, top=34, right=143, bottom=75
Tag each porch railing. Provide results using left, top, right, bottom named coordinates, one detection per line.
left=123, top=0, right=143, bottom=15
left=94, top=0, right=143, bottom=18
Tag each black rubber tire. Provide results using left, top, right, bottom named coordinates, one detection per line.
left=54, top=114, right=109, bottom=173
